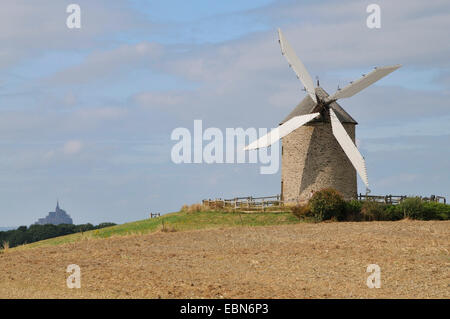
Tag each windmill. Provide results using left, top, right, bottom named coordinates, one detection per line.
left=244, top=29, right=401, bottom=203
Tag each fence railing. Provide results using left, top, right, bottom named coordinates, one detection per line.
left=358, top=194, right=446, bottom=205
left=357, top=194, right=407, bottom=204
left=202, top=195, right=283, bottom=212
left=423, top=195, right=447, bottom=204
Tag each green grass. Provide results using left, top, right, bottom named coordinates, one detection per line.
left=13, top=210, right=299, bottom=251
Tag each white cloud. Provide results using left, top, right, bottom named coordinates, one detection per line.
left=48, top=42, right=164, bottom=84
left=0, top=0, right=151, bottom=69
left=133, top=91, right=185, bottom=108
left=63, top=140, right=83, bottom=155
left=62, top=92, right=77, bottom=107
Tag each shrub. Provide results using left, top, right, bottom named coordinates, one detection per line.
left=360, top=200, right=385, bottom=221
left=392, top=198, right=450, bottom=220
left=188, top=204, right=200, bottom=213
left=308, top=188, right=346, bottom=221
left=383, top=204, right=403, bottom=221
left=355, top=198, right=448, bottom=221
left=421, top=202, right=450, bottom=220
left=181, top=203, right=210, bottom=213
left=1, top=241, right=9, bottom=252
left=97, top=222, right=117, bottom=228
left=291, top=204, right=312, bottom=220
left=398, top=197, right=423, bottom=219
left=344, top=200, right=363, bottom=221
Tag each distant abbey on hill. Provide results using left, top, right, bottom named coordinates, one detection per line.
left=35, top=201, right=73, bottom=225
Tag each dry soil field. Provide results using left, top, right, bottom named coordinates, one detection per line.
left=0, top=220, right=449, bottom=298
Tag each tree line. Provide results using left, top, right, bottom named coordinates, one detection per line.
left=0, top=222, right=116, bottom=249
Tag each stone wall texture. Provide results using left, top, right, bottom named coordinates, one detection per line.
left=281, top=122, right=357, bottom=203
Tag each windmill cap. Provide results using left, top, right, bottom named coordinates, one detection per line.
left=280, top=87, right=357, bottom=125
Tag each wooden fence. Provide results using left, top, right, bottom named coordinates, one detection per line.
left=357, top=194, right=407, bottom=204
left=358, top=194, right=446, bottom=205
left=423, top=195, right=447, bottom=204
left=202, top=195, right=283, bottom=212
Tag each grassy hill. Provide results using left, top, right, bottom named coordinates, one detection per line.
left=12, top=210, right=298, bottom=251
left=8, top=197, right=449, bottom=252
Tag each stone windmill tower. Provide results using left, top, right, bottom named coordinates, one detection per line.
left=244, top=29, right=401, bottom=204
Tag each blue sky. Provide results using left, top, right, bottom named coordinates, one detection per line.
left=0, top=0, right=449, bottom=226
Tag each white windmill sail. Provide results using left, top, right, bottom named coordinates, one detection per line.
left=278, top=28, right=317, bottom=104
left=244, top=112, right=320, bottom=150
left=326, top=65, right=401, bottom=101
left=329, top=108, right=369, bottom=189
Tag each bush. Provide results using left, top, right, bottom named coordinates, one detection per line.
left=308, top=188, right=346, bottom=221
left=383, top=204, right=403, bottom=221
left=420, top=202, right=450, bottom=220
left=297, top=193, right=449, bottom=222
left=291, top=204, right=312, bottom=220
left=360, top=200, right=385, bottom=221
left=181, top=203, right=210, bottom=213
left=97, top=222, right=117, bottom=228
left=398, top=197, right=423, bottom=219
left=344, top=200, right=363, bottom=221
left=1, top=241, right=9, bottom=252
left=393, top=198, right=450, bottom=220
